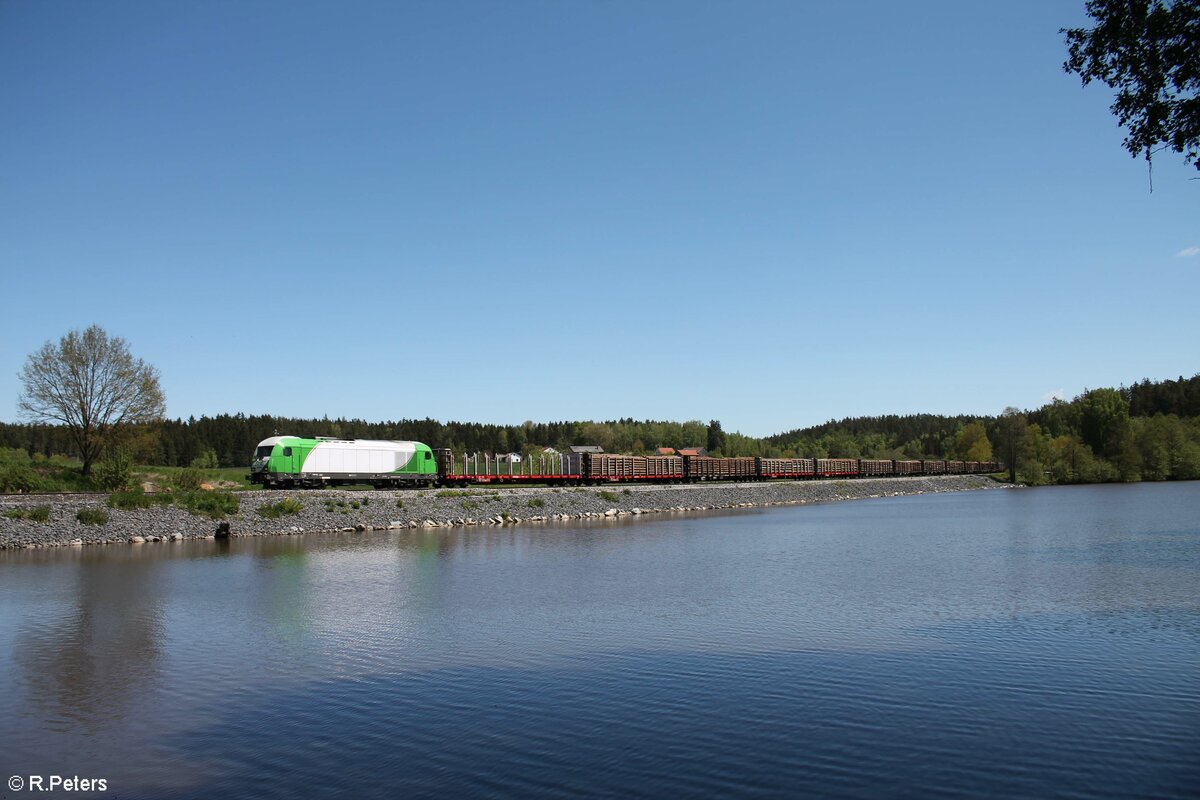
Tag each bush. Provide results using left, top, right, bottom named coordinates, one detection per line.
left=93, top=449, right=136, bottom=491
left=190, top=449, right=219, bottom=469
left=257, top=498, right=305, bottom=519
left=0, top=463, right=44, bottom=493
left=598, top=490, right=618, bottom=502
left=172, top=468, right=206, bottom=492
left=396, top=499, right=405, bottom=509
left=76, top=508, right=109, bottom=526
left=3, top=505, right=51, bottom=523
left=180, top=491, right=240, bottom=519
left=527, top=498, right=545, bottom=508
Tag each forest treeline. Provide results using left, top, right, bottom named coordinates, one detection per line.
left=1, top=374, right=1197, bottom=485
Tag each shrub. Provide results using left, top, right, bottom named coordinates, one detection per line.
left=350, top=501, right=360, bottom=510
left=396, top=499, right=405, bottom=509
left=172, top=467, right=206, bottom=491
left=180, top=491, right=240, bottom=519
left=190, top=449, right=219, bottom=469
left=3, top=505, right=51, bottom=523
left=527, top=498, right=545, bottom=508
left=257, top=498, right=304, bottom=519
left=598, top=490, right=618, bottom=502
left=92, top=449, right=136, bottom=491
left=76, top=508, right=109, bottom=526
left=361, top=497, right=369, bottom=506
left=0, top=447, right=29, bottom=465
left=0, top=463, right=44, bottom=493
left=461, top=499, right=478, bottom=510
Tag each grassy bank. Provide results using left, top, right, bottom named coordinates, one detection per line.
left=0, top=448, right=253, bottom=493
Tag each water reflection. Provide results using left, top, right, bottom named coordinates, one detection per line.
left=13, top=549, right=166, bottom=731
left=0, top=483, right=1197, bottom=798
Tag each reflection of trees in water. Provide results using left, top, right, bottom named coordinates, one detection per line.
left=16, top=550, right=165, bottom=730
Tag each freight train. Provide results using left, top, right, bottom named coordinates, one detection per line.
left=250, top=435, right=1001, bottom=489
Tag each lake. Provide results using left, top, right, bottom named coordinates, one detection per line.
left=1, top=482, right=1197, bottom=798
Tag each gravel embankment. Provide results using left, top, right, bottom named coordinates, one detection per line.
left=0, top=475, right=1008, bottom=550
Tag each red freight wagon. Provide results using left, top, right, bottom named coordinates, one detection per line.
left=815, top=458, right=858, bottom=477
left=587, top=454, right=684, bottom=481
left=686, top=456, right=757, bottom=480
left=757, top=457, right=815, bottom=478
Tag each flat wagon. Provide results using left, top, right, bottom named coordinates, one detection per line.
left=587, top=454, right=684, bottom=481
left=815, top=458, right=858, bottom=477
left=756, top=457, right=815, bottom=479
left=686, top=456, right=757, bottom=480
left=858, top=459, right=895, bottom=477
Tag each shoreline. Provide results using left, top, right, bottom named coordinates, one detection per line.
left=0, top=475, right=1010, bottom=550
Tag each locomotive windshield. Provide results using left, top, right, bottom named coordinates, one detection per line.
left=255, top=446, right=274, bottom=459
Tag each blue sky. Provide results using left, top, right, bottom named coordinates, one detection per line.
left=1, top=0, right=1196, bottom=438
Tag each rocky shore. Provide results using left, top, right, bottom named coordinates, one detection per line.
left=0, top=475, right=1007, bottom=550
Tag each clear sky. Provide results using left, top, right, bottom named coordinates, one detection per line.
left=1, top=0, right=1196, bottom=438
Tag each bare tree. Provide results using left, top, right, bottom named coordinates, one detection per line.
left=18, top=325, right=166, bottom=475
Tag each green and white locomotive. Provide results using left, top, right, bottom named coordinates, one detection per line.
left=249, top=436, right=438, bottom=488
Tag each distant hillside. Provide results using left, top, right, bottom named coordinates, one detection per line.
left=1, top=374, right=1197, bottom=486
left=768, top=414, right=993, bottom=460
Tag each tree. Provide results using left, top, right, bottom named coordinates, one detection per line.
left=954, top=421, right=994, bottom=462
left=706, top=419, right=726, bottom=455
left=1063, top=1, right=1200, bottom=176
left=1078, top=387, right=1131, bottom=457
left=995, top=407, right=1030, bottom=483
left=17, top=325, right=165, bottom=476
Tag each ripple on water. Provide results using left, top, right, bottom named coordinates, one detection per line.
left=0, top=483, right=1197, bottom=798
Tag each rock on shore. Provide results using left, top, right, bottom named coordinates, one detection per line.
left=0, top=475, right=1008, bottom=550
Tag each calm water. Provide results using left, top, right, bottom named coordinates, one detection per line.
left=1, top=483, right=1197, bottom=798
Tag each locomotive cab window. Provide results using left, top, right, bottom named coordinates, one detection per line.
left=425, top=451, right=432, bottom=460
left=283, top=447, right=292, bottom=456
left=255, top=446, right=273, bottom=459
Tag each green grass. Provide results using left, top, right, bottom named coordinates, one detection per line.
left=526, top=498, right=545, bottom=508
left=257, top=498, right=305, bottom=519
left=76, top=508, right=109, bottom=526
left=104, top=487, right=238, bottom=518
left=0, top=451, right=95, bottom=493
left=598, top=490, right=619, bottom=502
left=3, top=505, right=51, bottom=522
left=0, top=451, right=263, bottom=494
left=138, top=465, right=255, bottom=490
left=107, top=490, right=173, bottom=510
left=179, top=491, right=241, bottom=519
